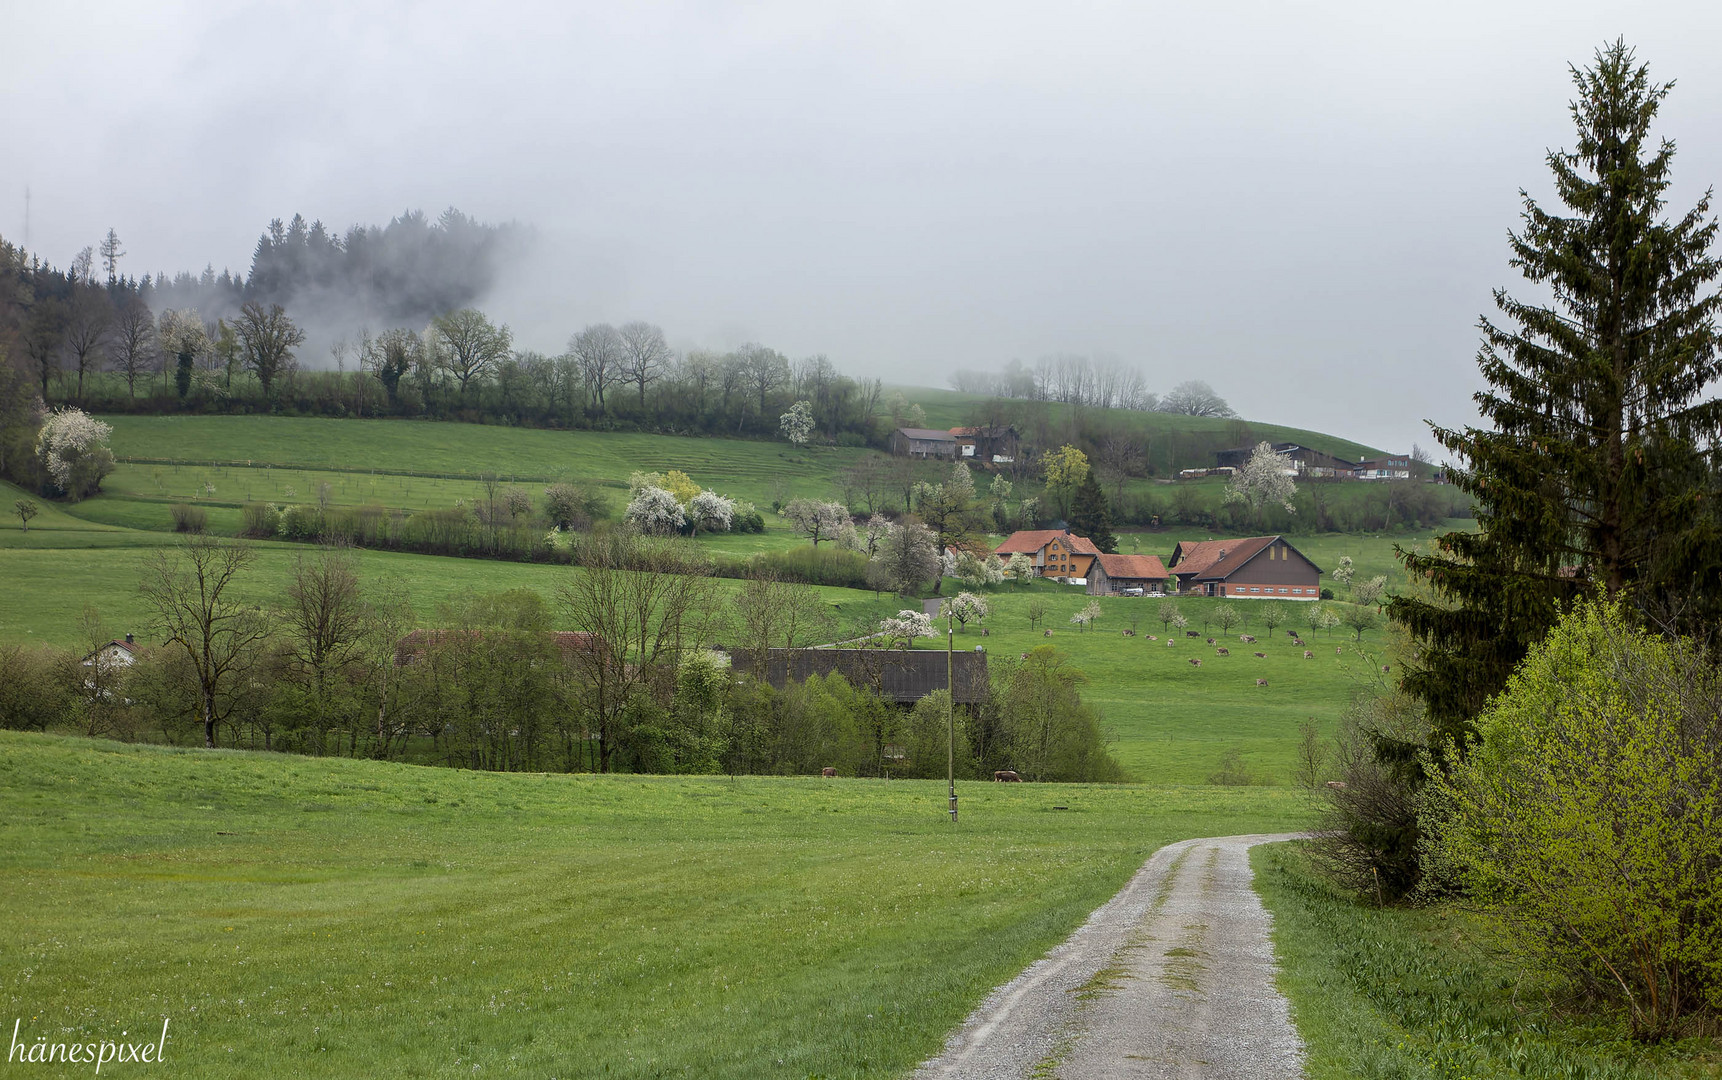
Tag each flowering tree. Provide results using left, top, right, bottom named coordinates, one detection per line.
left=783, top=498, right=850, bottom=546
left=954, top=550, right=1005, bottom=589
left=1331, top=555, right=1355, bottom=588
left=1070, top=598, right=1103, bottom=631
left=866, top=521, right=942, bottom=595
left=942, top=591, right=990, bottom=632
left=687, top=490, right=735, bottom=535
left=1006, top=552, right=1035, bottom=588
left=878, top=609, right=935, bottom=649
left=1042, top=444, right=1090, bottom=518
left=37, top=407, right=116, bottom=499
left=779, top=400, right=815, bottom=446
left=625, top=485, right=686, bottom=535
left=1224, top=441, right=1297, bottom=519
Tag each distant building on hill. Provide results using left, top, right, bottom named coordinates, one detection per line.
left=1167, top=536, right=1322, bottom=599
left=890, top=427, right=960, bottom=458
left=1352, top=456, right=1413, bottom=480
left=1213, top=443, right=1355, bottom=478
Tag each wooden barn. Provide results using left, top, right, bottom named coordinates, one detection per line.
left=729, top=648, right=989, bottom=704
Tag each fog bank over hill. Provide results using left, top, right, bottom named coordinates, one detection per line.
left=6, top=3, right=1722, bottom=453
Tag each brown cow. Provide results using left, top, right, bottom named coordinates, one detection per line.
left=1336, top=646, right=1343, bottom=655
left=1288, top=630, right=1299, bottom=637
left=979, top=627, right=990, bottom=636
left=1206, top=637, right=1215, bottom=645
left=1256, top=678, right=1268, bottom=686
left=994, top=770, right=1022, bottom=782
left=1044, top=629, right=1054, bottom=637
left=1253, top=651, right=1266, bottom=658
left=1121, top=629, right=1135, bottom=637
left=1189, top=657, right=1202, bottom=667
left=1216, top=647, right=1230, bottom=656
left=1240, top=634, right=1256, bottom=643
left=821, top=767, right=837, bottom=778
left=1303, top=650, right=1313, bottom=659
left=1325, top=780, right=1348, bottom=790
left=1186, top=630, right=1200, bottom=637
left=1382, top=665, right=1391, bottom=673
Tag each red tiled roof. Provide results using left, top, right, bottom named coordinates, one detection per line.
left=1167, top=538, right=1238, bottom=576
left=1168, top=535, right=1322, bottom=580
left=994, top=530, right=1102, bottom=557
left=1095, top=553, right=1168, bottom=580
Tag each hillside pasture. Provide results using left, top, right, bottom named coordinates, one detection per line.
left=0, top=732, right=1307, bottom=1080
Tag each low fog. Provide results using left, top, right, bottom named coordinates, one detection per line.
left=7, top=1, right=1722, bottom=452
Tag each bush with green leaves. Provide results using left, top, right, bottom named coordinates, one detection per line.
left=1424, top=600, right=1722, bottom=1039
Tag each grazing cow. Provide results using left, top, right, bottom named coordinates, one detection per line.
left=1216, top=647, right=1230, bottom=656
left=1256, top=678, right=1268, bottom=686
left=994, top=770, right=1022, bottom=782
left=1325, top=780, right=1347, bottom=790
left=821, top=767, right=837, bottom=778
left=1288, top=630, right=1299, bottom=637
left=1186, top=630, right=1200, bottom=638
left=1303, top=650, right=1313, bottom=659
left=1382, top=665, right=1390, bottom=673
left=1044, top=629, right=1054, bottom=637
left=1166, top=639, right=1176, bottom=647
left=1337, top=646, right=1343, bottom=655
left=1206, top=637, right=1215, bottom=645
left=1189, top=658, right=1202, bottom=667
left=1020, top=653, right=1030, bottom=660
left=1253, top=651, right=1266, bottom=658
left=1121, top=629, right=1135, bottom=637
left=979, top=627, right=990, bottom=637
left=1291, top=639, right=1304, bottom=647
left=1146, top=635, right=1158, bottom=641
left=1240, top=634, right=1256, bottom=643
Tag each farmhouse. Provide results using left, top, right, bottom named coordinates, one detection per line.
left=947, top=425, right=1018, bottom=463
left=729, top=648, right=989, bottom=704
left=890, top=427, right=960, bottom=458
left=1166, top=535, right=1322, bottom=600
left=81, top=634, right=139, bottom=670
left=994, top=529, right=1101, bottom=581
left=1214, top=442, right=1355, bottom=478
left=1353, top=455, right=1413, bottom=480
left=1086, top=554, right=1170, bottom=597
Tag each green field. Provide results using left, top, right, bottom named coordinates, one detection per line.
left=0, top=732, right=1306, bottom=1079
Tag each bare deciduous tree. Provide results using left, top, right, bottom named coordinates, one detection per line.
left=570, top=323, right=625, bottom=412
left=433, top=308, right=512, bottom=397
left=235, top=301, right=307, bottom=400
left=110, top=299, right=155, bottom=399
left=617, top=321, right=672, bottom=408
left=140, top=535, right=271, bottom=748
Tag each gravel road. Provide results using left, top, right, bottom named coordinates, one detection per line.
left=912, top=833, right=1307, bottom=1080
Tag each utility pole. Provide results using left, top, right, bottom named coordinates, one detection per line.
left=947, top=601, right=957, bottom=823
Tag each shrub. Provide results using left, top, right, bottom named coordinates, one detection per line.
left=169, top=503, right=208, bottom=534
left=1308, top=698, right=1428, bottom=902
left=279, top=504, right=323, bottom=540
left=240, top=502, right=279, bottom=538
left=0, top=643, right=74, bottom=731
left=1424, top=600, right=1722, bottom=1038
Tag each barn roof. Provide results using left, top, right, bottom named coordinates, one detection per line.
left=896, top=427, right=958, bottom=442
left=1168, top=536, right=1322, bottom=580
left=995, top=530, right=1101, bottom=556
left=1094, top=553, right=1168, bottom=580
left=730, top=648, right=989, bottom=704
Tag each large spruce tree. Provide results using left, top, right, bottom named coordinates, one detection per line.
left=1393, top=42, right=1722, bottom=746
left=1068, top=470, right=1118, bottom=554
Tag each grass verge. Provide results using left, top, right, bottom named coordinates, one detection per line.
left=1252, top=841, right=1722, bottom=1079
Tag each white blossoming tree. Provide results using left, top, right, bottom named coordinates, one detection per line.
left=625, top=485, right=687, bottom=535
left=953, top=550, right=1005, bottom=589
left=783, top=498, right=850, bottom=546
left=687, top=490, right=735, bottom=536
left=1006, top=552, right=1035, bottom=588
left=1070, top=598, right=1103, bottom=631
left=779, top=400, right=815, bottom=446
left=36, top=407, right=116, bottom=500
left=878, top=609, right=935, bottom=649
left=942, top=591, right=990, bottom=632
left=1224, top=441, right=1297, bottom=521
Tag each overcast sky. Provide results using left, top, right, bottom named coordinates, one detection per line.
left=7, top=1, right=1721, bottom=452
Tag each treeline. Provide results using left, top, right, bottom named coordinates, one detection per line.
left=949, top=357, right=1236, bottom=418
left=0, top=534, right=1120, bottom=782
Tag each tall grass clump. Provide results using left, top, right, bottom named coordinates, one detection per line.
left=168, top=502, right=207, bottom=533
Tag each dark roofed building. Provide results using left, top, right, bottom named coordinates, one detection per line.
left=1214, top=442, right=1355, bottom=478
left=1167, top=535, right=1322, bottom=600
left=730, top=647, right=988, bottom=704
left=890, top=427, right=960, bottom=458
left=1087, top=553, right=1169, bottom=596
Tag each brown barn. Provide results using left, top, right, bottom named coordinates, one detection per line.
left=890, top=427, right=960, bottom=459
left=1167, top=536, right=1322, bottom=600
left=730, top=648, right=989, bottom=704
left=1086, top=553, right=1170, bottom=596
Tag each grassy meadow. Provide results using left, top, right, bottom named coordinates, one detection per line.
left=0, top=732, right=1308, bottom=1080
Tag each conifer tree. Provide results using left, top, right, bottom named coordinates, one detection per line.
left=1068, top=470, right=1118, bottom=554
left=1393, top=41, right=1722, bottom=746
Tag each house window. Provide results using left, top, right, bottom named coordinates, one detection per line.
left=1251, top=587, right=1261, bottom=593
left=1291, top=587, right=1301, bottom=594
left=1279, top=588, right=1288, bottom=593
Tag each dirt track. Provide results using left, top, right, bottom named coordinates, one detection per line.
left=912, top=834, right=1307, bottom=1080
